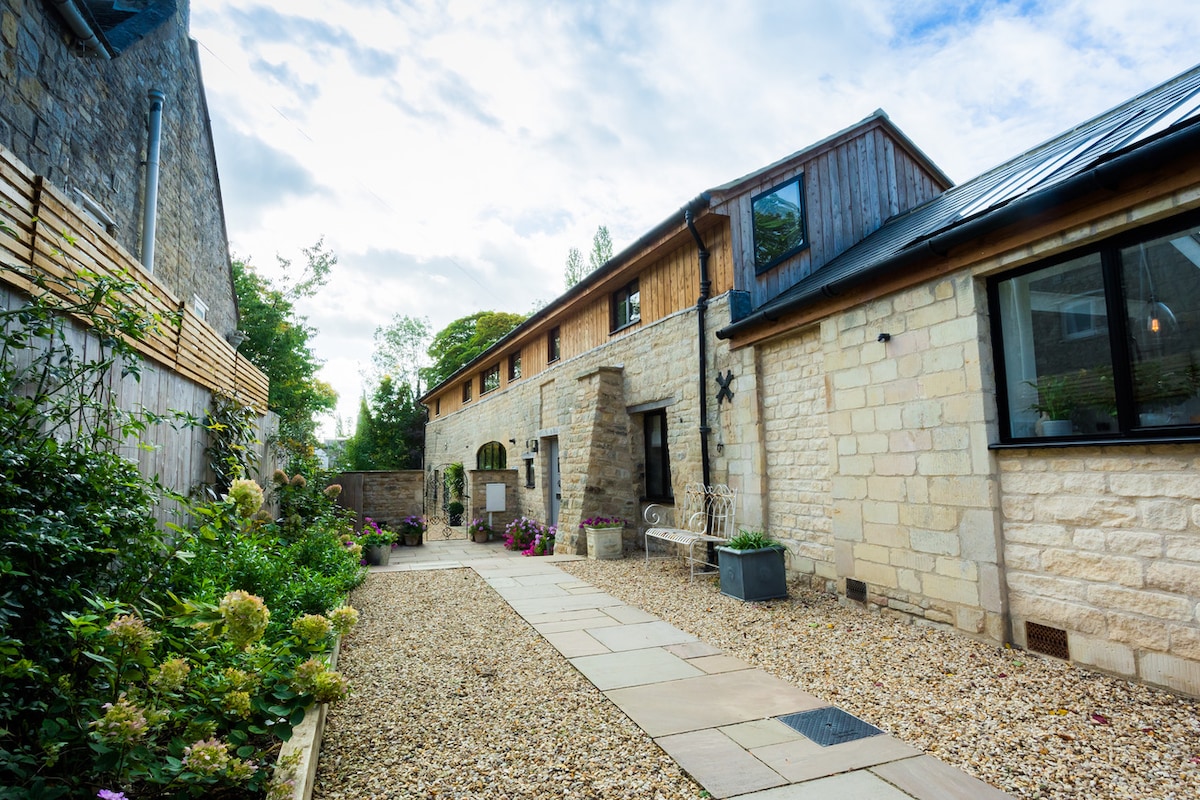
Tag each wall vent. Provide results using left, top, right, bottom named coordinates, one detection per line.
left=1026, top=621, right=1070, bottom=660
left=845, top=578, right=867, bottom=603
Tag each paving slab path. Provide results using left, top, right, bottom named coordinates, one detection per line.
left=375, top=538, right=1013, bottom=799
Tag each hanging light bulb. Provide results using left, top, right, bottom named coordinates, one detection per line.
left=1146, top=301, right=1176, bottom=335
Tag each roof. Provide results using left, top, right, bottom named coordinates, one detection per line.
left=719, top=63, right=1200, bottom=339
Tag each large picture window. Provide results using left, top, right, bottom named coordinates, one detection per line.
left=644, top=409, right=673, bottom=501
left=990, top=213, right=1200, bottom=442
left=611, top=280, right=640, bottom=331
left=752, top=176, right=807, bottom=273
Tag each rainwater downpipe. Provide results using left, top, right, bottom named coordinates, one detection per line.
left=685, top=208, right=713, bottom=490
left=141, top=89, right=165, bottom=273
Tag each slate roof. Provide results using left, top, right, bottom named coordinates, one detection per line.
left=720, top=63, right=1200, bottom=338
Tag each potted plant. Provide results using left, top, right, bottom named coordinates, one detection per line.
left=580, top=516, right=626, bottom=560
left=446, top=500, right=465, bottom=526
left=468, top=518, right=492, bottom=543
left=1025, top=374, right=1076, bottom=436
left=716, top=530, right=787, bottom=602
left=504, top=516, right=549, bottom=552
left=360, top=517, right=394, bottom=566
left=397, top=515, right=426, bottom=546
left=445, top=462, right=466, bottom=524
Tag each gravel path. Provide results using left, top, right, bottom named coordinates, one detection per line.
left=559, top=559, right=1200, bottom=800
left=312, top=569, right=704, bottom=799
left=314, top=560, right=1200, bottom=800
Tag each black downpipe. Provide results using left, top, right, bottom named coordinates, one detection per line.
left=685, top=208, right=712, bottom=489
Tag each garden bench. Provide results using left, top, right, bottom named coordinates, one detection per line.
left=643, top=482, right=738, bottom=581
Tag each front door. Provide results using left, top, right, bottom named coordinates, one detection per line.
left=547, top=438, right=560, bottom=526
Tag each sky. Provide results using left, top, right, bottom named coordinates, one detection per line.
left=188, top=0, right=1200, bottom=437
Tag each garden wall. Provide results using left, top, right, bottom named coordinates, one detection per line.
left=333, top=470, right=424, bottom=531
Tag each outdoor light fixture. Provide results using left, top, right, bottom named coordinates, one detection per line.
left=226, top=330, right=247, bottom=349
left=877, top=332, right=892, bottom=342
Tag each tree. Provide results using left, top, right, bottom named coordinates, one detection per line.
left=564, top=246, right=585, bottom=289
left=563, top=226, right=614, bottom=289
left=231, top=240, right=338, bottom=471
left=338, top=376, right=424, bottom=470
left=371, top=314, right=430, bottom=394
left=589, top=225, right=614, bottom=272
left=421, top=310, right=526, bottom=388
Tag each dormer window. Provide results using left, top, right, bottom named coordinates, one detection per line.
left=752, top=176, right=808, bottom=273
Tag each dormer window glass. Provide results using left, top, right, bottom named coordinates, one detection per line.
left=752, top=176, right=808, bottom=273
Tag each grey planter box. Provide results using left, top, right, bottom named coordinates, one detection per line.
left=716, top=545, right=787, bottom=601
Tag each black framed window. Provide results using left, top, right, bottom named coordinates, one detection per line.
left=477, top=441, right=507, bottom=470
left=461, top=380, right=472, bottom=403
left=548, top=327, right=561, bottom=363
left=752, top=176, right=808, bottom=273
left=481, top=364, right=500, bottom=394
left=611, top=280, right=641, bottom=331
left=508, top=351, right=522, bottom=381
left=644, top=409, right=673, bottom=501
left=990, top=212, right=1200, bottom=442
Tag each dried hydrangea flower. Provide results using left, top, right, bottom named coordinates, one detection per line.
left=289, top=473, right=307, bottom=488
left=90, top=696, right=148, bottom=744
left=323, top=483, right=342, bottom=499
left=327, top=606, right=359, bottom=636
left=292, top=613, right=332, bottom=643
left=182, top=737, right=231, bottom=776
left=228, top=478, right=265, bottom=518
left=218, top=591, right=270, bottom=649
left=106, top=614, right=158, bottom=650
left=311, top=669, right=350, bottom=704
left=290, top=658, right=325, bottom=694
left=150, top=657, right=190, bottom=691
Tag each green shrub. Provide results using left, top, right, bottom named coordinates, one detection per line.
left=725, top=530, right=779, bottom=550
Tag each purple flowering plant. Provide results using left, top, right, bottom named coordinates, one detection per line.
left=504, top=516, right=551, bottom=552
left=522, top=528, right=557, bottom=557
left=359, top=517, right=393, bottom=548
left=397, top=515, right=426, bottom=538
left=579, top=516, right=626, bottom=529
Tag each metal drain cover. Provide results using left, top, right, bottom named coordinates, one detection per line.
left=777, top=707, right=883, bottom=747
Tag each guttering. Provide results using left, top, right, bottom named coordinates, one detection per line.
left=50, top=0, right=111, bottom=59
left=141, top=89, right=165, bottom=273
left=716, top=118, right=1200, bottom=341
left=685, top=201, right=713, bottom=489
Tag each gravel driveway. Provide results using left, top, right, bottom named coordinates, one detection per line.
left=314, top=558, right=1199, bottom=800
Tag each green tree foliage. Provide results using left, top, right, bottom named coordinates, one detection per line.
left=338, top=376, right=425, bottom=470
left=563, top=226, right=614, bottom=290
left=589, top=224, right=614, bottom=272
left=564, top=246, right=585, bottom=289
left=371, top=314, right=430, bottom=394
left=421, top=310, right=526, bottom=389
left=232, top=240, right=338, bottom=472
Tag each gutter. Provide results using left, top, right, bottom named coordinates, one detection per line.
left=717, top=118, right=1200, bottom=341
left=50, top=0, right=112, bottom=59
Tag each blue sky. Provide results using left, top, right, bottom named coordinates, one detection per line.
left=189, top=1, right=1199, bottom=435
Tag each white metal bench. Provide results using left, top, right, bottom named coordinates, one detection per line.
left=643, top=482, right=738, bottom=580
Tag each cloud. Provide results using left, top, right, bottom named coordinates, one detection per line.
left=208, top=118, right=321, bottom=230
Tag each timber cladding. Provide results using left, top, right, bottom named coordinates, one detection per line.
left=0, top=144, right=269, bottom=412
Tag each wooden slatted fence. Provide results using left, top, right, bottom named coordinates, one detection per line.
left=0, top=144, right=269, bottom=412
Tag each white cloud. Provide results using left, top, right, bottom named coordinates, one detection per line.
left=190, top=0, right=1200, bottom=435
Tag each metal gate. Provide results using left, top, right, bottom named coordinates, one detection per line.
left=424, top=462, right=469, bottom=539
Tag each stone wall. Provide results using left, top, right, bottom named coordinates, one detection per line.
left=998, top=445, right=1200, bottom=695
left=807, top=273, right=1006, bottom=642
left=0, top=0, right=237, bottom=336
left=468, top=469, right=520, bottom=534
left=335, top=471, right=424, bottom=531
left=425, top=297, right=728, bottom=540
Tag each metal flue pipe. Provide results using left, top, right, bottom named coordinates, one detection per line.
left=141, top=89, right=165, bottom=273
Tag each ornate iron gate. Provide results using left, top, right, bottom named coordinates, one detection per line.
left=424, top=462, right=468, bottom=539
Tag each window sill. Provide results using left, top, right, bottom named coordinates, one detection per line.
left=610, top=319, right=641, bottom=335
left=991, top=433, right=1200, bottom=450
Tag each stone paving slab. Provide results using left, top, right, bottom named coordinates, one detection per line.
left=870, top=755, right=1013, bottom=800
left=541, top=628, right=611, bottom=658
left=655, top=728, right=788, bottom=798
left=585, top=620, right=698, bottom=652
left=729, top=769, right=917, bottom=799
left=751, top=734, right=921, bottom=783
left=604, top=670, right=828, bottom=737
left=570, top=647, right=705, bottom=690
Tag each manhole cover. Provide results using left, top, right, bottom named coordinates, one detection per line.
left=777, top=707, right=883, bottom=747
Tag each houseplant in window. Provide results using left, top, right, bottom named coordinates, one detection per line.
left=1025, top=374, right=1077, bottom=436
left=360, top=517, right=394, bottom=566
left=716, top=530, right=787, bottom=602
left=580, top=516, right=626, bottom=560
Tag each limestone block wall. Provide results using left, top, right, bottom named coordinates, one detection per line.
left=820, top=273, right=1006, bottom=641
left=425, top=296, right=731, bottom=539
left=0, top=0, right=237, bottom=336
left=334, top=470, right=424, bottom=531
left=752, top=327, right=834, bottom=586
left=468, top=469, right=519, bottom=534
left=998, top=446, right=1200, bottom=695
